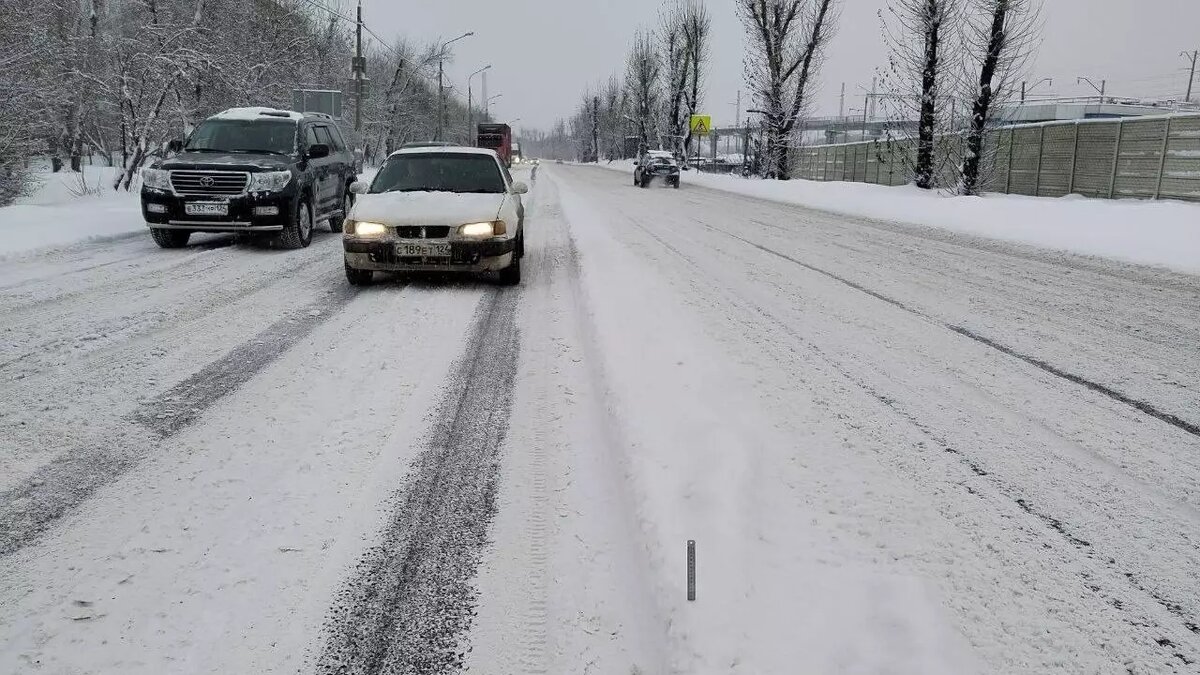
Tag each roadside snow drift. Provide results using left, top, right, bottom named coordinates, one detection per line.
left=600, top=160, right=1200, bottom=275
left=0, top=167, right=143, bottom=258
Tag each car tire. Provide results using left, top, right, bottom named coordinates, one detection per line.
left=278, top=197, right=313, bottom=249
left=345, top=261, right=373, bottom=286
left=516, top=232, right=525, bottom=258
left=498, top=255, right=521, bottom=286
left=329, top=189, right=352, bottom=233
left=150, top=228, right=190, bottom=249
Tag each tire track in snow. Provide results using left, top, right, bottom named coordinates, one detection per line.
left=0, top=279, right=357, bottom=556
left=129, top=283, right=357, bottom=436
left=719, top=228, right=1200, bottom=440
left=315, top=287, right=520, bottom=675
left=606, top=204, right=1200, bottom=664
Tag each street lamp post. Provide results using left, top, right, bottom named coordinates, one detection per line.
left=467, top=64, right=492, bottom=145
left=486, top=93, right=502, bottom=120
left=1021, top=77, right=1053, bottom=103
left=436, top=31, right=474, bottom=141
left=1077, top=76, right=1107, bottom=103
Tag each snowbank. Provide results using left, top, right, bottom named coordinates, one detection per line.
left=596, top=160, right=1200, bottom=275
left=0, top=167, right=144, bottom=258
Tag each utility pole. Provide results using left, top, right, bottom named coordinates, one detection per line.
left=732, top=90, right=741, bottom=155
left=862, top=77, right=874, bottom=140
left=1183, top=50, right=1198, bottom=103
left=352, top=0, right=364, bottom=134
left=839, top=82, right=845, bottom=119
left=437, top=59, right=444, bottom=141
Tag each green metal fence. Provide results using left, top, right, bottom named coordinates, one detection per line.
left=791, top=114, right=1200, bottom=203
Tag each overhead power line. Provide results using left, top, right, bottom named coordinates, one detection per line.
left=290, top=0, right=403, bottom=59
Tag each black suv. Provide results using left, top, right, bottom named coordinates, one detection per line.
left=140, top=107, right=359, bottom=249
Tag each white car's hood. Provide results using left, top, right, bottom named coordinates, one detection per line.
left=351, top=191, right=507, bottom=227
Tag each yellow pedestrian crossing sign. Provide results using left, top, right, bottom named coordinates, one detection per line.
left=690, top=114, right=712, bottom=136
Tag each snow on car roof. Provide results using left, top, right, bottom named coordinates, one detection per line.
left=388, top=146, right=499, bottom=158
left=212, top=107, right=305, bottom=121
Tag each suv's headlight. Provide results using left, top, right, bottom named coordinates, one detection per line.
left=248, top=170, right=292, bottom=193
left=142, top=168, right=170, bottom=190
left=349, top=220, right=387, bottom=236
left=459, top=220, right=506, bottom=238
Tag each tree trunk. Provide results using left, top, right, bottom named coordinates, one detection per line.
left=915, top=0, right=943, bottom=189
left=962, top=0, right=1009, bottom=195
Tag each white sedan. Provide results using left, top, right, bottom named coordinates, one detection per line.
left=343, top=147, right=527, bottom=285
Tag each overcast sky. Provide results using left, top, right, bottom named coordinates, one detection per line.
left=364, top=0, right=1200, bottom=131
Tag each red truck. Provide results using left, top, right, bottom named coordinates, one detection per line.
left=476, top=123, right=513, bottom=167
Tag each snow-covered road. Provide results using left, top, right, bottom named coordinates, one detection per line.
left=1, top=164, right=1198, bottom=674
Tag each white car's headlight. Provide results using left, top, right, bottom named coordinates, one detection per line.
left=459, top=220, right=506, bottom=238
left=142, top=168, right=171, bottom=190
left=247, top=170, right=292, bottom=193
left=351, top=221, right=387, bottom=236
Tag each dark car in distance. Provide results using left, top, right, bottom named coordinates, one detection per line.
left=140, top=107, right=359, bottom=249
left=634, top=150, right=681, bottom=188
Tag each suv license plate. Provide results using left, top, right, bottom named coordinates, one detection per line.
left=185, top=202, right=229, bottom=216
left=396, top=242, right=451, bottom=258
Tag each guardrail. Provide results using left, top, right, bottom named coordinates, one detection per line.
left=792, top=113, right=1200, bottom=203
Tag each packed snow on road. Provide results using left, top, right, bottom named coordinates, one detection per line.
left=4, top=0, right=1200, bottom=673
left=3, top=162, right=1199, bottom=674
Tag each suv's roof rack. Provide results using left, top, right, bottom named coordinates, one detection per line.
left=213, top=107, right=305, bottom=121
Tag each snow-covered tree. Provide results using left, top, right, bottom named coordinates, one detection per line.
left=959, top=0, right=1040, bottom=195
left=626, top=30, right=661, bottom=153
left=879, top=0, right=960, bottom=189
left=680, top=1, right=712, bottom=159
left=737, top=0, right=840, bottom=179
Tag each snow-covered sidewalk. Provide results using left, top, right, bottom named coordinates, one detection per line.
left=596, top=160, right=1200, bottom=275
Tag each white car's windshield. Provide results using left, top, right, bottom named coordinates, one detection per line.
left=371, top=153, right=506, bottom=194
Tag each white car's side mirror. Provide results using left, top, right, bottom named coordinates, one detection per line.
left=511, top=181, right=529, bottom=195
left=349, top=180, right=369, bottom=194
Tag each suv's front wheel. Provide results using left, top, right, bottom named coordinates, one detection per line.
left=278, top=197, right=313, bottom=249
left=329, top=189, right=352, bottom=233
left=150, top=228, right=190, bottom=249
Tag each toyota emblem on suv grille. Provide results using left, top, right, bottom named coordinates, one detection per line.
left=199, top=176, right=215, bottom=187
